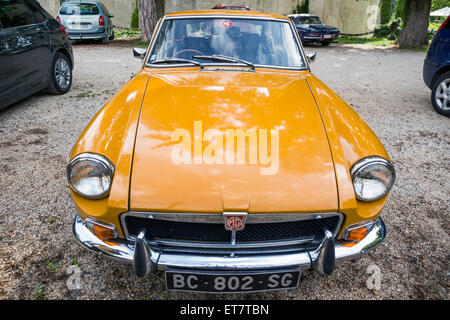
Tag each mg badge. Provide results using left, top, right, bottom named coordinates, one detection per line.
left=223, top=212, right=247, bottom=231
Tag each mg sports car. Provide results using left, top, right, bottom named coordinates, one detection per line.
left=67, top=10, right=395, bottom=293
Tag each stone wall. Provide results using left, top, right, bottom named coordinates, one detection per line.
left=37, top=0, right=380, bottom=36
left=309, top=0, right=380, bottom=36
left=38, top=0, right=136, bottom=28
left=165, top=0, right=298, bottom=15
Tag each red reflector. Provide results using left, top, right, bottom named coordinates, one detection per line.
left=60, top=24, right=68, bottom=37
left=99, top=15, right=105, bottom=26
left=55, top=16, right=67, bottom=37
left=437, top=16, right=449, bottom=33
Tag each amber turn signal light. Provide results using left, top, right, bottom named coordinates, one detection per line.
left=92, top=224, right=115, bottom=240
left=346, top=226, right=368, bottom=242
left=85, top=217, right=118, bottom=241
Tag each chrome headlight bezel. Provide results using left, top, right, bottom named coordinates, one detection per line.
left=67, top=153, right=115, bottom=200
left=350, top=156, right=396, bottom=202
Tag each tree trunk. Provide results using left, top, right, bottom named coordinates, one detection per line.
left=396, top=0, right=431, bottom=48
left=138, top=0, right=164, bottom=41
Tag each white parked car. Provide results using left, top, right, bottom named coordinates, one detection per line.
left=57, top=1, right=114, bottom=44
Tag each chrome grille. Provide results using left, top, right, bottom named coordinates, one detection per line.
left=124, top=215, right=340, bottom=243
left=121, top=212, right=343, bottom=255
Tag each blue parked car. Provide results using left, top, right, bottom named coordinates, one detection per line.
left=287, top=14, right=340, bottom=46
left=423, top=16, right=450, bottom=116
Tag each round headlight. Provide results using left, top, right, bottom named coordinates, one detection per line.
left=350, top=156, right=395, bottom=201
left=67, top=153, right=115, bottom=199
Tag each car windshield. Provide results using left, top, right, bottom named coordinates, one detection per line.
left=148, top=17, right=305, bottom=69
left=59, top=3, right=99, bottom=15
left=299, top=16, right=321, bottom=25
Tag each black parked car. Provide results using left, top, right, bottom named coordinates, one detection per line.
left=288, top=13, right=340, bottom=46
left=0, top=0, right=74, bottom=110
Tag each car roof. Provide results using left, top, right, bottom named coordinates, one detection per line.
left=165, top=10, right=289, bottom=20
left=287, top=14, right=319, bottom=18
left=62, top=1, right=102, bottom=5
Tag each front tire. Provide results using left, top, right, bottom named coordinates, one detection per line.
left=431, top=71, right=450, bottom=116
left=45, top=52, right=72, bottom=95
left=320, top=40, right=331, bottom=46
left=109, top=30, right=115, bottom=41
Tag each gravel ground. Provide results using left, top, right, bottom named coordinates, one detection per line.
left=0, top=41, right=448, bottom=300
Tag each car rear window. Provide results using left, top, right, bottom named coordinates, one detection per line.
left=59, top=3, right=99, bottom=15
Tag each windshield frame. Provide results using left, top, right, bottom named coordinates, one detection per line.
left=145, top=15, right=308, bottom=71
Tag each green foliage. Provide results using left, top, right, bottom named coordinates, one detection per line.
left=387, top=18, right=403, bottom=40
left=48, top=262, right=56, bottom=273
left=394, top=0, right=411, bottom=28
left=131, top=0, right=139, bottom=29
left=380, top=0, right=393, bottom=25
left=33, top=284, right=45, bottom=300
left=114, top=28, right=142, bottom=39
left=335, top=36, right=395, bottom=47
left=431, top=0, right=449, bottom=11
left=293, top=0, right=309, bottom=14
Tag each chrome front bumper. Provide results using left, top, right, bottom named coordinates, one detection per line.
left=73, top=215, right=386, bottom=275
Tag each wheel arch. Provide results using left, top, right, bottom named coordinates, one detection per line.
left=54, top=47, right=74, bottom=70
left=432, top=64, right=450, bottom=87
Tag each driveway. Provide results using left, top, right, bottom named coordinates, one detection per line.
left=0, top=42, right=448, bottom=299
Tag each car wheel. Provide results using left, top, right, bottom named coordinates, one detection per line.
left=431, top=71, right=450, bottom=116
left=45, top=52, right=72, bottom=95
left=109, top=30, right=115, bottom=41
left=320, top=40, right=331, bottom=46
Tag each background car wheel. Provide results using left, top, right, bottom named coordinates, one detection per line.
left=45, top=52, right=72, bottom=95
left=431, top=71, right=450, bottom=116
left=102, top=36, right=109, bottom=44
left=109, top=30, right=115, bottom=41
left=321, top=40, right=331, bottom=46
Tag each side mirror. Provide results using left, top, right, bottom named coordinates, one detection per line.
left=306, top=52, right=316, bottom=63
left=109, top=14, right=114, bottom=18
left=133, top=48, right=147, bottom=61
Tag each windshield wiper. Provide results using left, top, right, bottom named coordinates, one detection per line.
left=149, top=58, right=204, bottom=69
left=192, top=55, right=255, bottom=70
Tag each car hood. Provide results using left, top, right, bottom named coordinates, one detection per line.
left=302, top=24, right=339, bottom=32
left=129, top=69, right=338, bottom=213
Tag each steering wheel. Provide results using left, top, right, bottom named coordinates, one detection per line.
left=174, top=49, right=204, bottom=59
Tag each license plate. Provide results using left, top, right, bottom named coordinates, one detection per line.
left=324, top=34, right=332, bottom=39
left=166, top=269, right=300, bottom=293
left=71, top=23, right=90, bottom=29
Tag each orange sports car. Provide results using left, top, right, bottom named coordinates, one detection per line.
left=67, top=10, right=395, bottom=293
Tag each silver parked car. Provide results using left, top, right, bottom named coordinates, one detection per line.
left=57, top=1, right=114, bottom=44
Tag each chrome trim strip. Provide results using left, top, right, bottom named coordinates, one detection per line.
left=119, top=211, right=344, bottom=242
left=148, top=237, right=316, bottom=249
left=72, top=215, right=386, bottom=271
